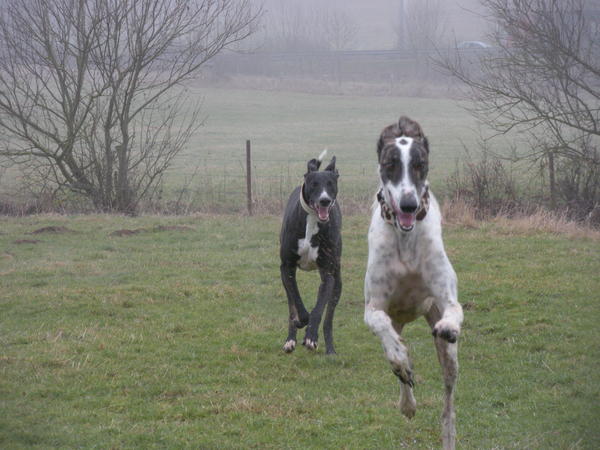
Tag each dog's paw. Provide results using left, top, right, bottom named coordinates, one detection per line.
left=283, top=339, right=296, bottom=353
left=303, top=337, right=318, bottom=351
left=392, top=365, right=414, bottom=388
left=400, top=400, right=416, bottom=419
left=432, top=319, right=460, bottom=343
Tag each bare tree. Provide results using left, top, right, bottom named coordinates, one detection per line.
left=395, top=0, right=447, bottom=51
left=261, top=3, right=357, bottom=53
left=322, top=9, right=358, bottom=52
left=262, top=2, right=326, bottom=52
left=0, top=0, right=260, bottom=213
left=440, top=0, right=600, bottom=219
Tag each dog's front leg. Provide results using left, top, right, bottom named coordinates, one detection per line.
left=303, top=270, right=335, bottom=351
left=426, top=258, right=463, bottom=344
left=281, top=263, right=309, bottom=353
left=364, top=305, right=414, bottom=387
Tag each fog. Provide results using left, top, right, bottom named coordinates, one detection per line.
left=206, top=0, right=490, bottom=95
left=252, top=0, right=488, bottom=50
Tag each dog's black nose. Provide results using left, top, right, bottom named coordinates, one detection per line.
left=319, top=198, right=331, bottom=207
left=400, top=200, right=418, bottom=213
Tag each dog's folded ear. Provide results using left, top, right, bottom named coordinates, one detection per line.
left=398, top=116, right=423, bottom=138
left=377, top=124, right=397, bottom=161
left=324, top=156, right=338, bottom=177
left=306, top=158, right=322, bottom=174
left=377, top=135, right=384, bottom=161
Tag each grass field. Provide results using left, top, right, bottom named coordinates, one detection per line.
left=158, top=86, right=481, bottom=211
left=0, top=86, right=496, bottom=213
left=1, top=214, right=599, bottom=448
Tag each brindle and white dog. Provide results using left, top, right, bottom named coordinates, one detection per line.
left=364, top=117, right=463, bottom=450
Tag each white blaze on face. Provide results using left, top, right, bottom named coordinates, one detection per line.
left=381, top=136, right=419, bottom=231
left=384, top=136, right=415, bottom=203
left=316, top=189, right=332, bottom=222
left=395, top=136, right=415, bottom=195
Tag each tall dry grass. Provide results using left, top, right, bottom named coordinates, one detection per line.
left=442, top=197, right=600, bottom=240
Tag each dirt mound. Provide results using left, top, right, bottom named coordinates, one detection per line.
left=109, top=229, right=143, bottom=237
left=110, top=225, right=194, bottom=237
left=30, top=226, right=73, bottom=234
left=14, top=239, right=40, bottom=244
left=154, top=225, right=194, bottom=232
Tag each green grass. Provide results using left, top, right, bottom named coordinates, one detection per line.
left=1, top=214, right=599, bottom=448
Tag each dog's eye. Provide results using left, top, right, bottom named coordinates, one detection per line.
left=412, top=162, right=424, bottom=171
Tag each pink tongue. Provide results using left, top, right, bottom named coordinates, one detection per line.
left=318, top=206, right=329, bottom=221
left=397, top=212, right=416, bottom=228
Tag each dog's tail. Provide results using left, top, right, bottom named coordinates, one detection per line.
left=318, top=149, right=328, bottom=162
left=307, top=149, right=328, bottom=173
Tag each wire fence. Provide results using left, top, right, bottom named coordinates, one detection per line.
left=162, top=142, right=380, bottom=215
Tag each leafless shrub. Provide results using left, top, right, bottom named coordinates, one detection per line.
left=438, top=0, right=600, bottom=220
left=446, top=142, right=521, bottom=219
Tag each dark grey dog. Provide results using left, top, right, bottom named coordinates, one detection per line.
left=279, top=151, right=342, bottom=354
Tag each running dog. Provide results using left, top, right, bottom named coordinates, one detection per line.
left=280, top=151, right=342, bottom=355
left=364, top=117, right=463, bottom=449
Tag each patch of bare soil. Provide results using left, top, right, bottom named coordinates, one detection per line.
left=154, top=225, right=194, bottom=232
left=110, top=225, right=194, bottom=237
left=29, top=226, right=73, bottom=234
left=109, top=229, right=143, bottom=237
left=14, top=239, right=40, bottom=244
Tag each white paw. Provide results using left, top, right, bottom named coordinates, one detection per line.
left=303, top=338, right=318, bottom=351
left=283, top=340, right=296, bottom=353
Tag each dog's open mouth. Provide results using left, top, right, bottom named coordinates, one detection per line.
left=390, top=196, right=416, bottom=231
left=313, top=204, right=332, bottom=222
left=397, top=212, right=416, bottom=232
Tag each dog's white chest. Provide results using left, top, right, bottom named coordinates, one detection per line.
left=297, top=215, right=319, bottom=271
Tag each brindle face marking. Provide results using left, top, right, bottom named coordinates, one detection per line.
left=376, top=116, right=430, bottom=231
left=378, top=136, right=428, bottom=189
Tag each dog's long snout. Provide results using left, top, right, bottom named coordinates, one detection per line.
left=400, top=197, right=418, bottom=213
left=319, top=198, right=332, bottom=207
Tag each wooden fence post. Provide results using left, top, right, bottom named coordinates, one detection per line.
left=246, top=139, right=252, bottom=215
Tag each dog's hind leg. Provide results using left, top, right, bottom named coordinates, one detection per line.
left=303, top=270, right=335, bottom=351
left=427, top=308, right=459, bottom=450
left=399, top=378, right=417, bottom=419
left=392, top=323, right=416, bottom=419
left=322, top=270, right=341, bottom=355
